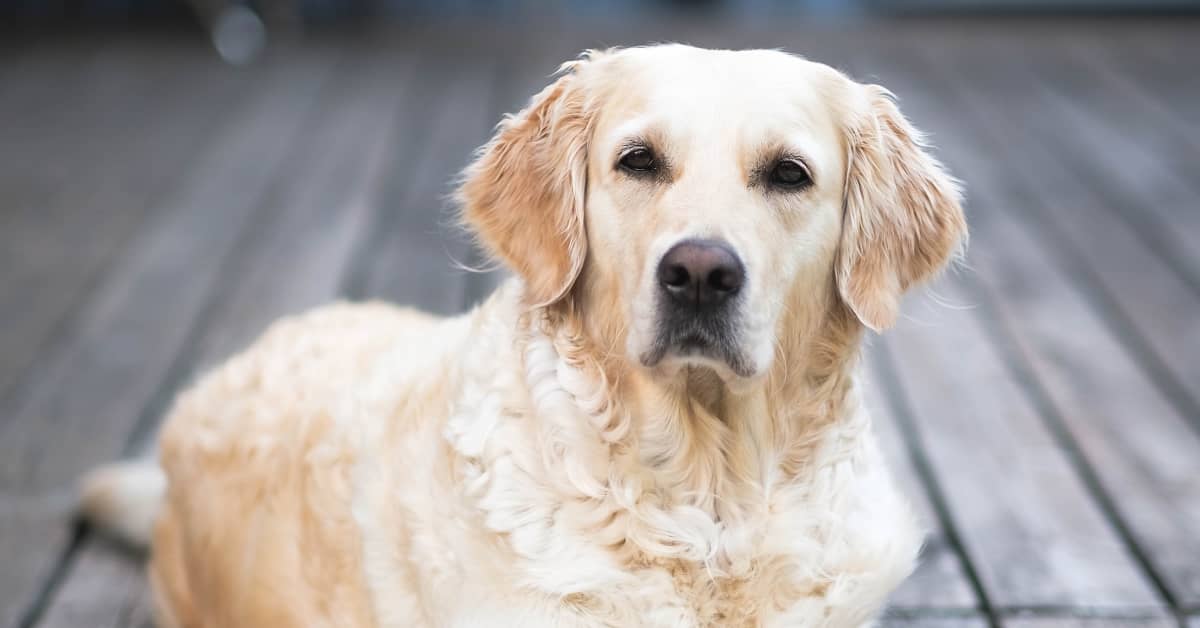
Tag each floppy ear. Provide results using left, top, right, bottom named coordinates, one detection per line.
left=837, top=85, right=967, bottom=331
left=459, top=63, right=593, bottom=306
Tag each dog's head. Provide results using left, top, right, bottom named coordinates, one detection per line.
left=461, top=45, right=964, bottom=384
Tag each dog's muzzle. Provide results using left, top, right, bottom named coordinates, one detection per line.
left=641, top=238, right=752, bottom=376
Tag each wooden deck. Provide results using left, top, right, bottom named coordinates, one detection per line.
left=2, top=18, right=1199, bottom=628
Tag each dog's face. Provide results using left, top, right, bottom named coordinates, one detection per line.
left=582, top=47, right=853, bottom=381
left=462, top=45, right=964, bottom=384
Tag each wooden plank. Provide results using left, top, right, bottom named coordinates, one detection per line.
left=38, top=48, right=412, bottom=628
left=0, top=50, right=337, bottom=628
left=343, top=55, right=498, bottom=314
left=0, top=42, right=178, bottom=235
left=1014, top=40, right=1200, bottom=295
left=863, top=356, right=982, bottom=611
left=0, top=42, right=251, bottom=408
left=1073, top=35, right=1200, bottom=184
left=858, top=41, right=1200, bottom=610
left=1083, top=38, right=1200, bottom=144
left=169, top=51, right=412, bottom=379
left=920, top=40, right=1200, bottom=428
left=0, top=48, right=335, bottom=491
left=0, top=37, right=104, bottom=133
left=0, top=41, right=159, bottom=356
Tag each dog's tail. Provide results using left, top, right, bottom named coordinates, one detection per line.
left=78, top=460, right=166, bottom=548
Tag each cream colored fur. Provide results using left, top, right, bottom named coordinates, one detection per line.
left=81, top=45, right=966, bottom=627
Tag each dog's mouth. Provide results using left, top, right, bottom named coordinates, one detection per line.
left=639, top=322, right=753, bottom=379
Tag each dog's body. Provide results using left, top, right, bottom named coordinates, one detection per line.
left=82, top=45, right=965, bottom=627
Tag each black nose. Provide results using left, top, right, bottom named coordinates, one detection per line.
left=657, top=239, right=745, bottom=308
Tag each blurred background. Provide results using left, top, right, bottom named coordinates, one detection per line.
left=2, top=1, right=1199, bottom=627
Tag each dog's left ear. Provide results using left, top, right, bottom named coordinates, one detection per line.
left=459, top=60, right=594, bottom=306
left=837, top=85, right=967, bottom=331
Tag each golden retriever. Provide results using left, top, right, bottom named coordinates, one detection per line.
left=81, top=44, right=966, bottom=627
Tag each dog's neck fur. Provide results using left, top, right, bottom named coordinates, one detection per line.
left=448, top=280, right=871, bottom=592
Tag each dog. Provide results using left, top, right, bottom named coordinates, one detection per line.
left=81, top=44, right=966, bottom=627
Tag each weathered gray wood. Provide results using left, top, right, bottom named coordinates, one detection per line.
left=0, top=49, right=335, bottom=490
left=38, top=48, right=411, bottom=628
left=0, top=43, right=248, bottom=628
left=172, top=51, right=412, bottom=380
left=1002, top=617, right=1174, bottom=628
left=1078, top=36, right=1200, bottom=157
left=968, top=198, right=1200, bottom=608
left=0, top=44, right=199, bottom=398
left=120, top=591, right=155, bottom=628
left=0, top=45, right=252, bottom=411
left=0, top=37, right=104, bottom=135
left=859, top=42, right=1200, bottom=610
left=345, top=56, right=498, bottom=314
left=863, top=356, right=981, bottom=611
left=0, top=50, right=337, bottom=628
left=1016, top=41, right=1200, bottom=295
left=1078, top=38, right=1200, bottom=154
left=0, top=41, right=171, bottom=250
left=922, top=41, right=1200, bottom=430
left=879, top=283, right=1160, bottom=608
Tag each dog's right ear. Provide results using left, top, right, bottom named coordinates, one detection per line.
left=459, top=60, right=595, bottom=307
left=836, top=85, right=966, bottom=332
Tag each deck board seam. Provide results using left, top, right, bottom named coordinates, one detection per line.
left=12, top=523, right=86, bottom=628
left=956, top=267, right=1185, bottom=624
left=872, top=341, right=1000, bottom=628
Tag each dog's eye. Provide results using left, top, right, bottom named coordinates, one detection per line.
left=618, top=148, right=657, bottom=173
left=769, top=159, right=812, bottom=189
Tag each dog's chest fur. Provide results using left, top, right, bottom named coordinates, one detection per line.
left=412, top=309, right=921, bottom=627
